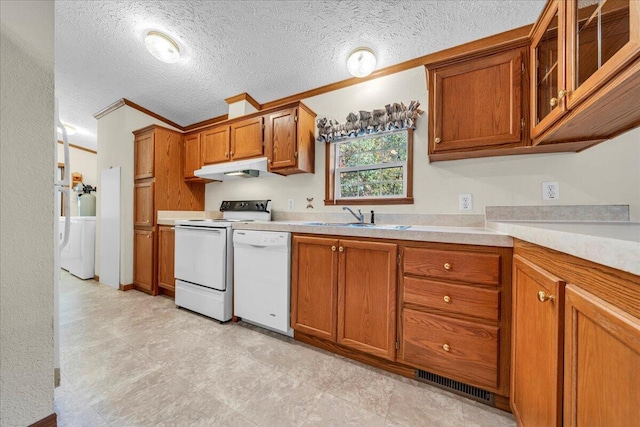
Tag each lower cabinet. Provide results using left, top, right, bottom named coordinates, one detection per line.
left=512, top=240, right=640, bottom=426
left=157, top=226, right=175, bottom=295
left=291, top=236, right=339, bottom=341
left=291, top=235, right=397, bottom=360
left=398, top=244, right=511, bottom=396
left=133, top=229, right=154, bottom=293
left=564, top=285, right=640, bottom=427
left=511, top=255, right=565, bottom=427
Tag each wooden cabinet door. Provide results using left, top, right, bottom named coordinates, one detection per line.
left=231, top=116, right=263, bottom=160
left=266, top=108, right=297, bottom=170
left=337, top=239, right=397, bottom=361
left=157, top=226, right=175, bottom=292
left=183, top=133, right=201, bottom=179
left=511, top=255, right=566, bottom=427
left=566, top=0, right=640, bottom=110
left=134, top=130, right=154, bottom=179
left=429, top=48, right=525, bottom=154
left=564, top=284, right=640, bottom=427
left=531, top=0, right=568, bottom=139
left=201, top=126, right=230, bottom=165
left=291, top=235, right=339, bottom=340
left=134, top=181, right=154, bottom=227
left=134, top=229, right=154, bottom=293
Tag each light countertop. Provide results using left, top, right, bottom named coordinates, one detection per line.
left=486, top=221, right=640, bottom=276
left=233, top=221, right=514, bottom=247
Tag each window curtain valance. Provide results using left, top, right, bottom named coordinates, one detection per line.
left=316, top=101, right=423, bottom=143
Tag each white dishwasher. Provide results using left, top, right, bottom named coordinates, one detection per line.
left=233, top=230, right=292, bottom=336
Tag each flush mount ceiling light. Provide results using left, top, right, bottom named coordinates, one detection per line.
left=347, top=47, right=377, bottom=78
left=57, top=123, right=76, bottom=135
left=145, top=31, right=180, bottom=63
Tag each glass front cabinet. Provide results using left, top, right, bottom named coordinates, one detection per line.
left=531, top=0, right=640, bottom=141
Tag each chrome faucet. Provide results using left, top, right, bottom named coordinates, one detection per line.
left=343, top=206, right=364, bottom=223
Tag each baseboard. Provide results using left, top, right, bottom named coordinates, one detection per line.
left=29, top=413, right=57, bottom=427
left=54, top=368, right=60, bottom=388
left=119, top=283, right=134, bottom=291
left=93, top=275, right=99, bottom=282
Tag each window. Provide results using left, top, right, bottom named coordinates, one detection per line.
left=325, top=129, right=413, bottom=205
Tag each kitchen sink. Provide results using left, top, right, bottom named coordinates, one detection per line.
left=301, top=222, right=411, bottom=230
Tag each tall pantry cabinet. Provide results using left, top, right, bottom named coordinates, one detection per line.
left=133, top=125, right=205, bottom=296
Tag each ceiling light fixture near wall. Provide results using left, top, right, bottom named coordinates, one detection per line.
left=145, top=31, right=180, bottom=63
left=347, top=47, right=376, bottom=78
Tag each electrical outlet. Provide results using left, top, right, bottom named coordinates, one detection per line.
left=288, top=199, right=294, bottom=211
left=542, top=182, right=560, bottom=200
left=458, top=194, right=473, bottom=211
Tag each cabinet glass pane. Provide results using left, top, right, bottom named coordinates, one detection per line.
left=575, top=0, right=630, bottom=87
left=536, top=10, right=560, bottom=125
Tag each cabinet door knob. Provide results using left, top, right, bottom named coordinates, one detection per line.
left=537, top=290, right=555, bottom=303
left=230, top=151, right=234, bottom=156
left=558, top=89, right=566, bottom=100
left=550, top=97, right=558, bottom=107
left=444, top=262, right=452, bottom=271
left=269, top=159, right=273, bottom=164
left=339, top=247, right=344, bottom=252
left=435, top=137, right=441, bottom=144
left=146, top=234, right=150, bottom=239
left=331, top=246, right=336, bottom=252
left=224, top=152, right=228, bottom=157
left=443, top=343, right=451, bottom=352
left=443, top=295, right=451, bottom=303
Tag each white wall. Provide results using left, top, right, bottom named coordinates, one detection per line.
left=57, top=144, right=97, bottom=216
left=96, top=105, right=180, bottom=283
left=0, top=1, right=55, bottom=425
left=206, top=67, right=640, bottom=220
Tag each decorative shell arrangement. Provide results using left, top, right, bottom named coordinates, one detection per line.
left=316, top=101, right=423, bottom=142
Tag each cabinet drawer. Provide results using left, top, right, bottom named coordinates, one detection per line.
left=401, top=308, right=499, bottom=389
left=403, top=247, right=500, bottom=286
left=404, top=277, right=499, bottom=321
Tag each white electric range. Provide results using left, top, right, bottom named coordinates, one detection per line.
left=174, top=200, right=271, bottom=322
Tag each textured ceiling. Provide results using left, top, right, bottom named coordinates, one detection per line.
left=55, top=0, right=546, bottom=150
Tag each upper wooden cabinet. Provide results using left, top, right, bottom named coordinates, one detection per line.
left=183, top=133, right=202, bottom=180
left=531, top=0, right=640, bottom=144
left=230, top=116, right=263, bottom=160
left=427, top=47, right=528, bottom=159
left=265, top=103, right=316, bottom=175
left=201, top=126, right=230, bottom=165
left=134, top=129, right=154, bottom=179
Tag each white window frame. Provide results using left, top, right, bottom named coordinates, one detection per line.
left=333, top=129, right=409, bottom=201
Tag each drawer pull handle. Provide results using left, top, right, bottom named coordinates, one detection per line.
left=443, top=343, right=451, bottom=352
left=339, top=247, right=344, bottom=252
left=537, top=290, right=555, bottom=303
left=444, top=262, right=452, bottom=270
left=443, top=295, right=451, bottom=303
left=331, top=246, right=336, bottom=252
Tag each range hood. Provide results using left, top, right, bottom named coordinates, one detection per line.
left=194, top=157, right=277, bottom=181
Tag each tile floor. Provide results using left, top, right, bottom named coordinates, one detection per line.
left=56, top=272, right=516, bottom=427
